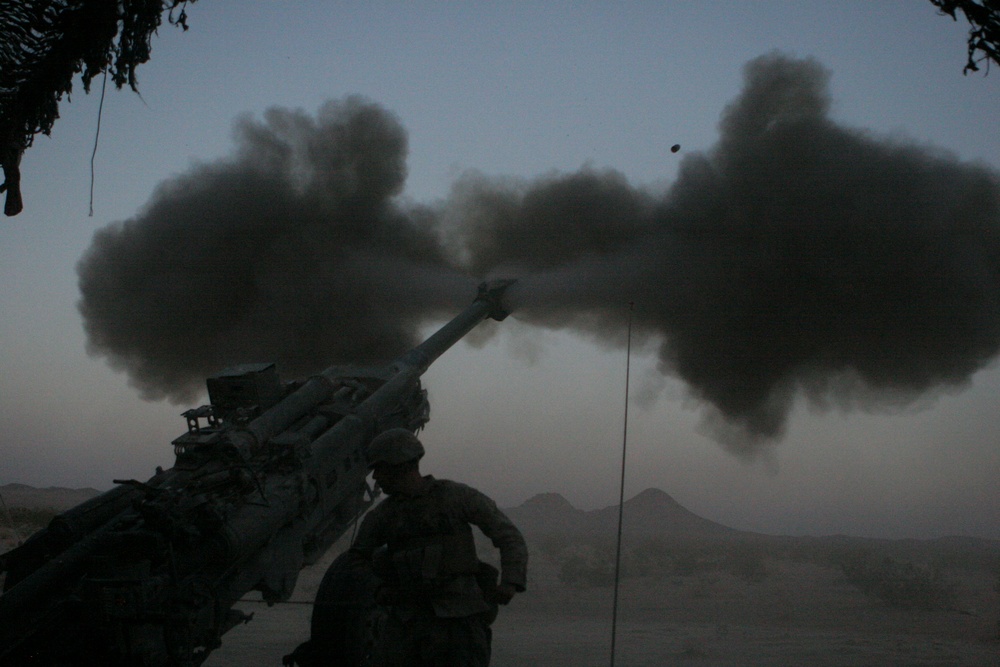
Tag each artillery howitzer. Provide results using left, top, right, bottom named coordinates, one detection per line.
left=0, top=280, right=515, bottom=666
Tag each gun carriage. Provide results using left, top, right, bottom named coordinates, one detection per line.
left=0, top=280, right=515, bottom=666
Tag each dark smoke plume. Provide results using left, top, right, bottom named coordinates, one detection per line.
left=448, top=53, right=1000, bottom=453
left=78, top=97, right=471, bottom=402
left=79, top=54, right=1000, bottom=455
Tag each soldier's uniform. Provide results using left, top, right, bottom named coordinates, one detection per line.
left=350, top=475, right=528, bottom=667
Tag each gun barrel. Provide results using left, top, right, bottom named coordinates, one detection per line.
left=375, top=278, right=516, bottom=377
left=239, top=280, right=515, bottom=450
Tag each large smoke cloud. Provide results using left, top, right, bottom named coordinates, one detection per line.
left=79, top=54, right=1000, bottom=454
left=78, top=97, right=472, bottom=402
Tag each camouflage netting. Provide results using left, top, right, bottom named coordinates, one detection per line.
left=931, top=0, right=1000, bottom=73
left=0, top=0, right=195, bottom=216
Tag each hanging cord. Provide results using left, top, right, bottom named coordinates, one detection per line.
left=350, top=483, right=372, bottom=544
left=89, top=67, right=109, bottom=217
left=609, top=301, right=634, bottom=667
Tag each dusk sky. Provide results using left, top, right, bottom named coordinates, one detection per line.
left=1, top=2, right=998, bottom=541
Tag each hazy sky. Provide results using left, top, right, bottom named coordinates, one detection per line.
left=1, top=1, right=998, bottom=541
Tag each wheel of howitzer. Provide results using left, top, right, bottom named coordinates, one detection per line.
left=283, top=552, right=378, bottom=667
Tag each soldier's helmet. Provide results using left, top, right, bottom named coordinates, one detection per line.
left=366, top=428, right=425, bottom=467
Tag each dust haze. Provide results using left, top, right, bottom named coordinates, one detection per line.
left=78, top=53, right=1000, bottom=454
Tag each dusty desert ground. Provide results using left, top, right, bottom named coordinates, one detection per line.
left=202, top=540, right=999, bottom=667
left=3, top=486, right=998, bottom=666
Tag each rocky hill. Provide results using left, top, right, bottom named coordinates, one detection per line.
left=0, top=483, right=100, bottom=511
left=505, top=487, right=740, bottom=541
left=0, top=484, right=102, bottom=552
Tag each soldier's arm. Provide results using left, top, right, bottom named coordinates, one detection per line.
left=347, top=503, right=388, bottom=562
left=458, top=485, right=528, bottom=592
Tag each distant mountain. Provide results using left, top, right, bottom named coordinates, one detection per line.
left=504, top=492, right=588, bottom=535
left=0, top=484, right=101, bottom=511
left=505, top=487, right=740, bottom=541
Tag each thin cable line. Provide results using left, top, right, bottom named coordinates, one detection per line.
left=609, top=301, right=634, bottom=667
left=89, top=67, right=109, bottom=217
